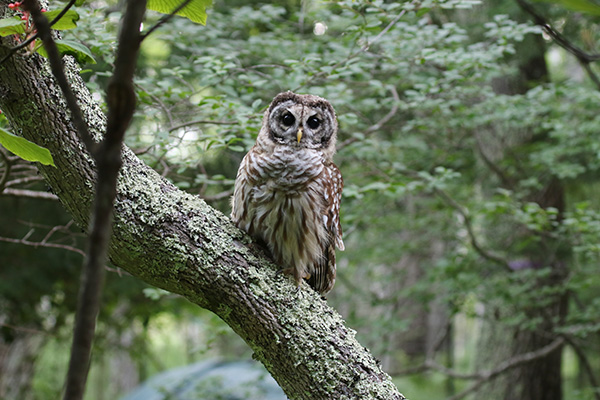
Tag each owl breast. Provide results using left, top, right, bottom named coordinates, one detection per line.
left=232, top=147, right=329, bottom=285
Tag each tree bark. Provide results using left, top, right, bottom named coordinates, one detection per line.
left=0, top=26, right=404, bottom=400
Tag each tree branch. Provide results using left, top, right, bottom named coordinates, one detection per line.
left=443, top=337, right=564, bottom=400
left=0, top=4, right=405, bottom=399
left=337, top=85, right=400, bottom=150
left=516, top=0, right=600, bottom=90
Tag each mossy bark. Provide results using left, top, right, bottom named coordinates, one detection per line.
left=0, top=34, right=405, bottom=400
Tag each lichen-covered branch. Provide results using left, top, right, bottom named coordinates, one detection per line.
left=0, top=16, right=404, bottom=400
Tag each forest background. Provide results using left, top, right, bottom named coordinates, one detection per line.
left=1, top=0, right=600, bottom=399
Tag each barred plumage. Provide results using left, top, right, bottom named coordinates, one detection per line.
left=231, top=91, right=344, bottom=294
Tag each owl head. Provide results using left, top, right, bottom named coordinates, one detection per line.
left=256, top=91, right=338, bottom=159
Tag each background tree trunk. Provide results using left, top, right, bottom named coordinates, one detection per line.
left=0, top=334, right=45, bottom=400
left=0, top=29, right=405, bottom=400
left=475, top=20, right=567, bottom=400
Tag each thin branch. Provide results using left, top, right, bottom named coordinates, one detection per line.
left=364, top=9, right=407, bottom=52
left=516, top=0, right=600, bottom=90
left=295, top=7, right=409, bottom=91
left=201, top=189, right=233, bottom=202
left=581, top=62, right=600, bottom=90
left=61, top=0, right=147, bottom=397
left=134, top=82, right=174, bottom=126
left=338, top=86, right=400, bottom=149
left=474, top=131, right=513, bottom=188
left=561, top=335, right=600, bottom=400
left=0, top=147, right=11, bottom=192
left=1, top=187, right=59, bottom=200
left=394, top=336, right=565, bottom=395
left=21, top=0, right=95, bottom=152
left=139, top=0, right=194, bottom=41
left=4, top=175, right=46, bottom=186
left=168, top=119, right=237, bottom=132
left=433, top=186, right=512, bottom=270
left=400, top=167, right=511, bottom=269
left=0, top=322, right=51, bottom=335
left=0, top=235, right=85, bottom=256
left=443, top=338, right=564, bottom=400
left=0, top=0, right=79, bottom=65
left=41, top=220, right=75, bottom=243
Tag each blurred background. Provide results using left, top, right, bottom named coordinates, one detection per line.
left=1, top=0, right=600, bottom=399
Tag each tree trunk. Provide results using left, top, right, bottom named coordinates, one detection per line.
left=0, top=334, right=45, bottom=400
left=0, top=23, right=404, bottom=400
left=475, top=21, right=567, bottom=400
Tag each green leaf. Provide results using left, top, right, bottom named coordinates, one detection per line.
left=532, top=0, right=600, bottom=16
left=36, top=39, right=96, bottom=64
left=43, top=9, right=80, bottom=30
left=0, top=128, right=55, bottom=166
left=0, top=17, right=25, bottom=37
left=147, top=0, right=212, bottom=25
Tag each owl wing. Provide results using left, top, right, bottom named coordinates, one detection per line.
left=308, top=162, right=344, bottom=294
left=326, top=162, right=344, bottom=251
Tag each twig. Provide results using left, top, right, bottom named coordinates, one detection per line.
left=0, top=235, right=85, bottom=256
left=21, top=0, right=95, bottom=152
left=1, top=187, right=59, bottom=200
left=338, top=86, right=400, bottom=149
left=168, top=119, right=237, bottom=132
left=41, top=220, right=75, bottom=243
left=139, top=0, right=193, bottom=41
left=516, top=0, right=600, bottom=90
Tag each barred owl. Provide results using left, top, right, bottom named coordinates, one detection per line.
left=231, top=91, right=344, bottom=294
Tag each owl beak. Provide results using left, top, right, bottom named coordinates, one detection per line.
left=297, top=127, right=303, bottom=143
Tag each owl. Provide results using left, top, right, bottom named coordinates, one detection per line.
left=231, top=91, right=344, bottom=294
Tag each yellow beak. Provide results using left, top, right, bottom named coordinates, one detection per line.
left=297, top=127, right=303, bottom=143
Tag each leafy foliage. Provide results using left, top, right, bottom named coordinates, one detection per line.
left=0, top=128, right=55, bottom=166
left=147, top=0, right=212, bottom=24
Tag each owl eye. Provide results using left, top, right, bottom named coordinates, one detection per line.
left=282, top=112, right=295, bottom=126
left=307, top=116, right=320, bottom=129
